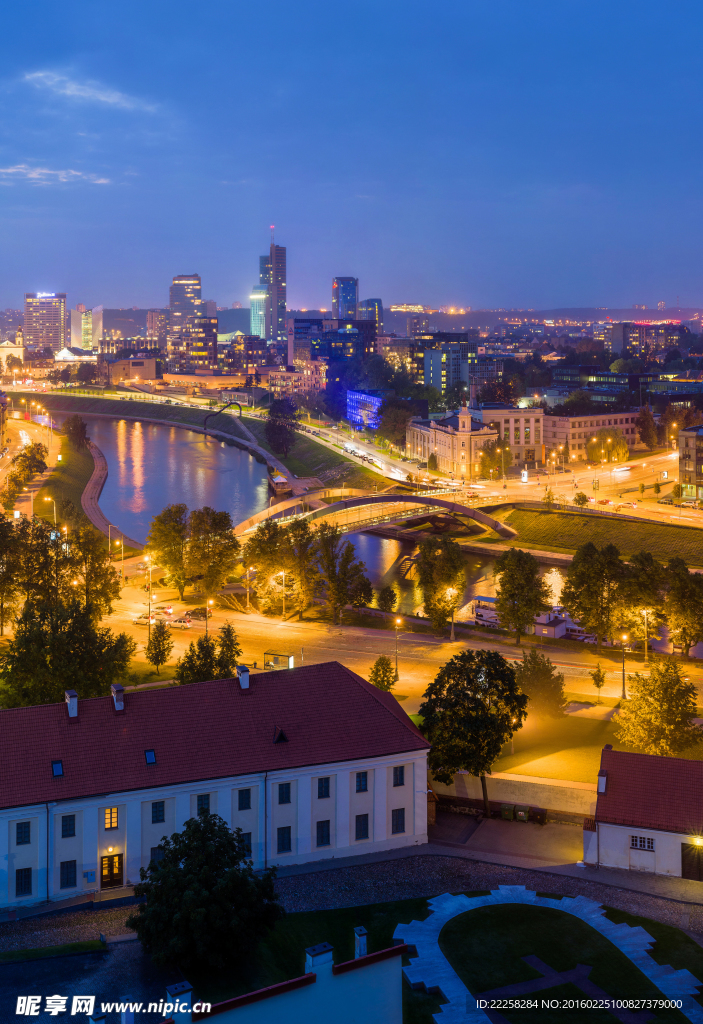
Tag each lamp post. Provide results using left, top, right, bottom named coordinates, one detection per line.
left=205, top=598, right=213, bottom=635
left=641, top=608, right=649, bottom=665
left=275, top=569, right=286, bottom=621
left=22, top=487, right=33, bottom=518
left=394, top=617, right=401, bottom=681
left=246, top=565, right=253, bottom=609
left=44, top=496, right=56, bottom=525
left=145, top=556, right=153, bottom=641
left=446, top=587, right=457, bottom=642
left=116, top=538, right=123, bottom=580
left=621, top=633, right=628, bottom=699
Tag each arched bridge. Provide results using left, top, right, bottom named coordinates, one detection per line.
left=235, top=492, right=517, bottom=539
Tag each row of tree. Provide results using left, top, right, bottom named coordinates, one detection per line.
left=0, top=441, right=48, bottom=511
left=494, top=541, right=703, bottom=655
left=146, top=504, right=241, bottom=599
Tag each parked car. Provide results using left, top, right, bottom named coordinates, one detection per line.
left=681, top=500, right=699, bottom=508
left=616, top=502, right=637, bottom=510
left=189, top=607, right=213, bottom=619
left=658, top=496, right=674, bottom=505
left=596, top=499, right=613, bottom=505
left=171, top=616, right=192, bottom=629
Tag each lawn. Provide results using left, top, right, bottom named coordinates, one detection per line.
left=0, top=940, right=104, bottom=962
left=503, top=508, right=703, bottom=564
left=34, top=435, right=94, bottom=521
left=439, top=902, right=696, bottom=1023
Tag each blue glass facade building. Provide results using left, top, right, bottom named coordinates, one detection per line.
left=346, top=389, right=392, bottom=429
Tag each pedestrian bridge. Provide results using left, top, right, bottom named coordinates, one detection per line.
left=234, top=491, right=517, bottom=539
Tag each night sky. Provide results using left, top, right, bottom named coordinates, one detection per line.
left=1, top=1, right=702, bottom=311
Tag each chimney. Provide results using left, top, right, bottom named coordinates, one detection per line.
left=64, top=690, right=78, bottom=718
left=354, top=926, right=367, bottom=958
left=165, top=981, right=192, bottom=1023
left=111, top=684, right=125, bottom=711
left=236, top=665, right=250, bottom=690
left=597, top=770, right=607, bottom=794
left=305, top=942, right=333, bottom=973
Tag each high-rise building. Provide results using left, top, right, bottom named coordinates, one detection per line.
left=146, top=310, right=167, bottom=348
left=407, top=316, right=429, bottom=337
left=24, top=293, right=67, bottom=351
left=168, top=274, right=202, bottom=361
left=69, top=308, right=94, bottom=350
left=332, top=277, right=358, bottom=319
left=250, top=285, right=268, bottom=339
left=359, top=298, right=384, bottom=336
left=181, top=316, right=218, bottom=371
left=269, top=244, right=286, bottom=343
left=91, top=306, right=104, bottom=350
left=204, top=299, right=217, bottom=318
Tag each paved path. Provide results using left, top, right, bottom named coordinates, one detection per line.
left=81, top=442, right=144, bottom=550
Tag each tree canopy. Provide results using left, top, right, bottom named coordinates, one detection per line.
left=494, top=548, right=551, bottom=644
left=616, top=660, right=701, bottom=756
left=265, top=397, right=298, bottom=457
left=369, top=655, right=395, bottom=691
left=175, top=622, right=242, bottom=685
left=63, top=415, right=90, bottom=451
left=416, top=536, right=465, bottom=630
left=560, top=542, right=624, bottom=649
left=514, top=649, right=566, bottom=717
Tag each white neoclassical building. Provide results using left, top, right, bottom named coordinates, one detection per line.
left=1, top=663, right=430, bottom=911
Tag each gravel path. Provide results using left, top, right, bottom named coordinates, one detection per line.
left=1, top=855, right=701, bottom=953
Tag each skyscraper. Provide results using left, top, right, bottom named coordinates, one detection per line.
left=183, top=316, right=218, bottom=370
left=69, top=307, right=94, bottom=349
left=269, top=244, right=286, bottom=343
left=24, top=293, right=67, bottom=351
left=146, top=309, right=167, bottom=348
left=168, top=274, right=202, bottom=361
left=250, top=285, right=268, bottom=338
left=333, top=278, right=359, bottom=319
left=359, top=298, right=384, bottom=336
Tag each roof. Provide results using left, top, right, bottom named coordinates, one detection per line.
left=0, top=662, right=429, bottom=811
left=595, top=747, right=703, bottom=835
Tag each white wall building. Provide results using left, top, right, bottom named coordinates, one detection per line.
left=406, top=408, right=498, bottom=478
left=0, top=663, right=429, bottom=911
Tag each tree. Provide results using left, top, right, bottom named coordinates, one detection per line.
left=377, top=397, right=423, bottom=448
left=0, top=600, right=137, bottom=707
left=12, top=441, right=48, bottom=477
left=542, top=486, right=555, bottom=510
left=146, top=619, right=174, bottom=674
left=377, top=584, right=397, bottom=613
left=242, top=519, right=287, bottom=612
left=617, top=550, right=665, bottom=652
left=479, top=439, right=513, bottom=480
left=126, top=812, right=283, bottom=972
left=283, top=518, right=320, bottom=620
left=316, top=521, right=371, bottom=624
left=672, top=483, right=682, bottom=499
left=187, top=507, right=240, bottom=598
left=0, top=517, right=20, bottom=634
left=478, top=379, right=515, bottom=405
left=586, top=428, right=629, bottom=464
left=69, top=523, right=122, bottom=618
left=616, top=661, right=701, bottom=755
left=265, top=397, right=298, bottom=457
left=590, top=663, right=606, bottom=703
left=427, top=452, right=438, bottom=471
left=561, top=542, right=625, bottom=650
left=369, top=655, right=395, bottom=691
left=665, top=557, right=703, bottom=656
left=418, top=650, right=528, bottom=815
left=654, top=481, right=661, bottom=495
left=416, top=536, right=465, bottom=630
left=175, top=624, right=242, bottom=685
left=215, top=621, right=242, bottom=677
left=573, top=491, right=589, bottom=507
left=5, top=354, right=22, bottom=372
left=76, top=362, right=97, bottom=384
left=63, top=414, right=90, bottom=451
left=514, top=649, right=566, bottom=717
left=494, top=548, right=551, bottom=645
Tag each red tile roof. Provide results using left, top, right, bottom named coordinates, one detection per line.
left=596, top=747, right=703, bottom=835
left=0, top=662, right=429, bottom=810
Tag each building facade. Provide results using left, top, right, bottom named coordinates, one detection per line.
left=250, top=285, right=268, bottom=339
left=23, top=293, right=67, bottom=352
left=346, top=389, right=392, bottom=430
left=332, top=278, right=359, bottom=320
left=679, top=424, right=703, bottom=500
left=0, top=664, right=429, bottom=910
left=467, top=404, right=545, bottom=467
left=358, top=298, right=384, bottom=337
left=146, top=310, right=167, bottom=349
left=168, top=275, right=203, bottom=362
left=268, top=361, right=327, bottom=397
left=544, top=411, right=640, bottom=460
left=268, top=244, right=287, bottom=343
left=406, top=409, right=498, bottom=477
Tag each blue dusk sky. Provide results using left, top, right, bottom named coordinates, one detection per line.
left=1, top=1, right=703, bottom=312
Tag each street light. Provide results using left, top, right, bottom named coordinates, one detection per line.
left=205, top=598, right=214, bottom=636
left=446, top=587, right=457, bottom=642
left=22, top=487, right=33, bottom=518
left=44, top=496, right=56, bottom=525
left=275, top=569, right=286, bottom=620
left=621, top=633, right=628, bottom=699
left=115, top=538, right=123, bottom=580
left=394, top=617, right=402, bottom=681
left=641, top=608, right=650, bottom=665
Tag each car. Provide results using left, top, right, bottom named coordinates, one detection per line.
left=132, top=614, right=156, bottom=626
left=156, top=604, right=173, bottom=615
left=613, top=465, right=632, bottom=473
left=135, top=561, right=147, bottom=570
left=171, top=616, right=192, bottom=629
left=189, top=607, right=213, bottom=619
left=596, top=499, right=613, bottom=505
left=616, top=501, right=637, bottom=510
left=681, top=500, right=699, bottom=508
left=658, top=496, right=674, bottom=505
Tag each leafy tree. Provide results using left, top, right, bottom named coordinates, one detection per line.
left=416, top=536, right=465, bottom=630
left=573, top=491, right=589, bottom=507
left=76, top=362, right=97, bottom=384
left=0, top=600, right=137, bottom=707
left=427, top=452, right=438, bottom=471
left=63, top=415, right=90, bottom=451
left=586, top=428, right=628, bottom=464
left=126, top=812, right=283, bottom=972
left=146, top=504, right=190, bottom=598
left=653, top=481, right=661, bottom=495
left=377, top=584, right=397, bottom=613
left=316, top=521, right=372, bottom=624
left=215, top=621, right=243, bottom=677
left=672, top=483, right=682, bottom=499
left=561, top=542, right=625, bottom=650
left=377, top=397, right=424, bottom=447
left=175, top=624, right=242, bottom=685
left=542, top=486, right=555, bottom=510
left=665, top=557, right=703, bottom=656
left=494, top=548, right=551, bottom=645
left=265, top=397, right=298, bottom=457
left=418, top=649, right=528, bottom=815
left=617, top=550, right=665, bottom=651
left=12, top=441, right=48, bottom=477
left=283, top=518, right=320, bottom=620
left=479, top=439, right=513, bottom=479
left=187, top=507, right=240, bottom=598
left=242, top=518, right=287, bottom=612
left=615, top=661, right=701, bottom=755
left=478, top=379, right=515, bottom=404
left=146, top=619, right=174, bottom=674
left=514, top=649, right=566, bottom=717
left=5, top=354, right=22, bottom=372
left=590, top=663, right=606, bottom=703
left=69, top=523, right=122, bottom=618
left=639, top=482, right=645, bottom=497
left=0, top=517, right=20, bottom=634
left=350, top=571, right=373, bottom=609
left=369, top=655, right=395, bottom=691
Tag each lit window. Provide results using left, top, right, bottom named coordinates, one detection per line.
left=104, top=807, right=118, bottom=830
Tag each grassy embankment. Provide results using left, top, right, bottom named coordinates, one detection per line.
left=0, top=940, right=104, bottom=963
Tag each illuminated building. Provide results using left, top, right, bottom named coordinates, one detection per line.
left=358, top=297, right=384, bottom=336
left=346, top=389, right=392, bottom=429
left=146, top=310, right=167, bottom=348
left=287, top=318, right=376, bottom=365
left=389, top=304, right=424, bottom=313
left=69, top=308, right=95, bottom=350
left=406, top=410, right=498, bottom=478
left=250, top=285, right=268, bottom=338
left=168, top=274, right=202, bottom=356
left=332, top=278, right=358, bottom=319
left=183, top=316, right=218, bottom=371
left=23, top=293, right=67, bottom=351
left=407, top=316, right=429, bottom=337
left=269, top=244, right=286, bottom=343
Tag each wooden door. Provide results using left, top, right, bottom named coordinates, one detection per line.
left=100, top=853, right=123, bottom=889
left=681, top=843, right=703, bottom=880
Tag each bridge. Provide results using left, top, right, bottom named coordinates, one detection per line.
left=234, top=490, right=517, bottom=539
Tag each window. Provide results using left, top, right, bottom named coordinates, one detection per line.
left=392, top=808, right=406, bottom=834
left=15, top=868, right=31, bottom=897
left=238, top=788, right=251, bottom=811
left=241, top=832, right=252, bottom=857
left=60, top=860, right=77, bottom=889
left=52, top=760, right=63, bottom=777
left=316, top=820, right=331, bottom=847
left=278, top=782, right=291, bottom=805
left=630, top=835, right=655, bottom=851
left=196, top=794, right=210, bottom=814
left=356, top=771, right=368, bottom=793
left=393, top=765, right=405, bottom=787
left=355, top=813, right=369, bottom=841
left=150, top=846, right=165, bottom=865
left=104, top=807, right=118, bottom=830
left=318, top=777, right=330, bottom=799
left=61, top=814, right=75, bottom=838
left=145, top=749, right=156, bottom=765
left=277, top=826, right=292, bottom=854
left=16, top=821, right=30, bottom=845
left=152, top=801, right=165, bottom=824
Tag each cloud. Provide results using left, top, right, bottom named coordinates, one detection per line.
left=0, top=164, right=110, bottom=185
left=23, top=71, right=156, bottom=112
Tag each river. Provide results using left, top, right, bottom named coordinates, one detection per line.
left=50, top=414, right=563, bottom=616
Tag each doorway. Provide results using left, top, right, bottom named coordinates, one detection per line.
left=101, top=853, right=123, bottom=889
left=681, top=843, right=703, bottom=880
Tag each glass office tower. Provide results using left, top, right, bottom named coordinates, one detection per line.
left=333, top=277, right=359, bottom=319
left=359, top=297, right=384, bottom=337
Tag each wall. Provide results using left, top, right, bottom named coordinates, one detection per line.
left=594, top=822, right=698, bottom=876
left=433, top=771, right=597, bottom=819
